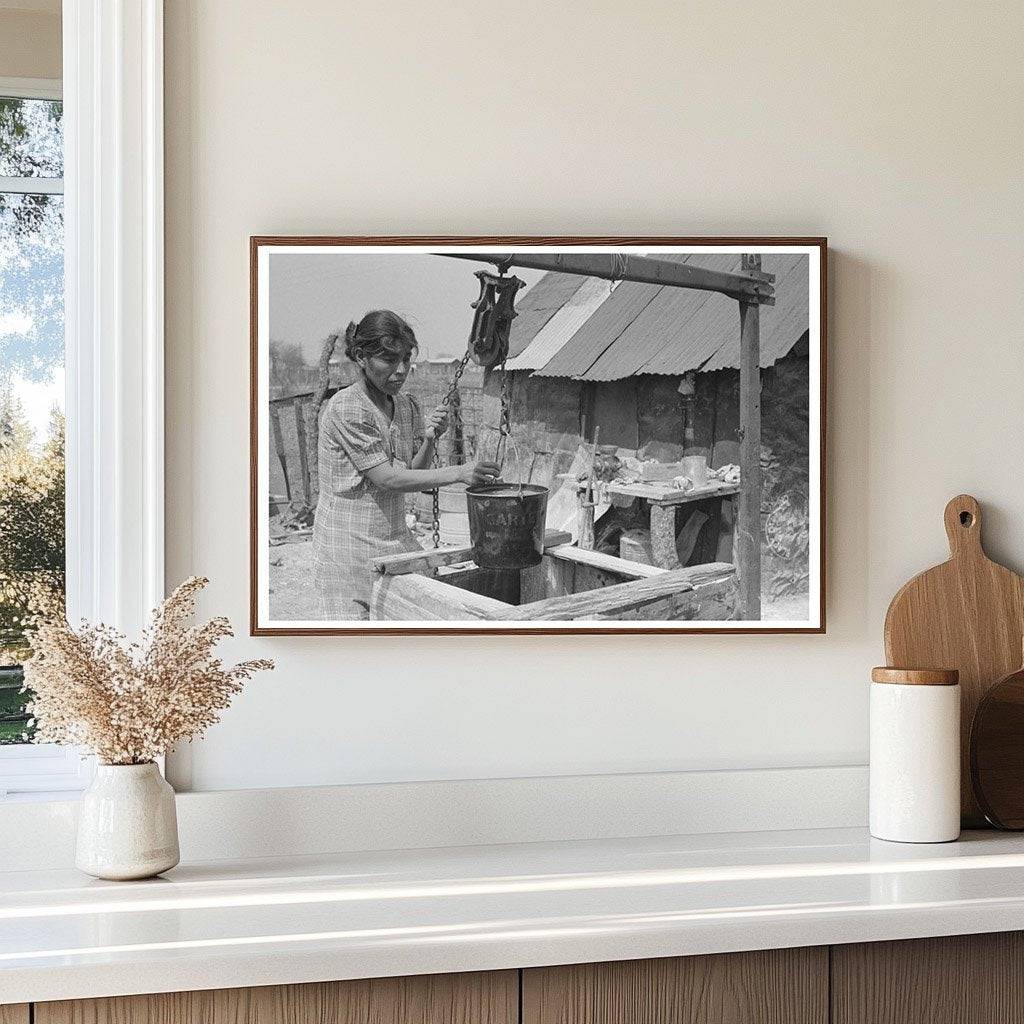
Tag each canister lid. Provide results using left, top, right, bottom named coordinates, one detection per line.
left=871, top=667, right=959, bottom=686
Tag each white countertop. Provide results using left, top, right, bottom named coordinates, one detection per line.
left=4, top=826, right=1024, bottom=1004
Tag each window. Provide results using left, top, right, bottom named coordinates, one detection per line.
left=0, top=80, right=84, bottom=797
left=0, top=5, right=166, bottom=797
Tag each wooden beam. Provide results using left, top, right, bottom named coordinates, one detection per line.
left=738, top=253, right=763, bottom=621
left=370, top=572, right=511, bottom=620
left=373, top=530, right=573, bottom=576
left=546, top=544, right=664, bottom=579
left=505, top=563, right=736, bottom=621
left=442, top=253, right=775, bottom=304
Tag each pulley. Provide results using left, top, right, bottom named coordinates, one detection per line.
left=467, top=270, right=525, bottom=370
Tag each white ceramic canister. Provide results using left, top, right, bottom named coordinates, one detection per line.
left=869, top=667, right=960, bottom=843
left=76, top=762, right=180, bottom=880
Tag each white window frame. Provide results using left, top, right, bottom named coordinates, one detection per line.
left=0, top=0, right=165, bottom=799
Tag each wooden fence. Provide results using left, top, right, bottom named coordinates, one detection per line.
left=268, top=381, right=493, bottom=518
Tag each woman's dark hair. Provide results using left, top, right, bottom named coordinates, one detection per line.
left=344, top=310, right=417, bottom=363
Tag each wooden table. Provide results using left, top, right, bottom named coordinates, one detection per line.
left=602, top=480, right=740, bottom=570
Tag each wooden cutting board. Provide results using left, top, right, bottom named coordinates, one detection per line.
left=970, top=653, right=1024, bottom=829
left=884, top=494, right=1024, bottom=826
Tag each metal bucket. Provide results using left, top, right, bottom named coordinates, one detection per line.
left=465, top=483, right=549, bottom=570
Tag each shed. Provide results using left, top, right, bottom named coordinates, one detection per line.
left=490, top=253, right=812, bottom=600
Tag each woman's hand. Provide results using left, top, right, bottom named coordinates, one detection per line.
left=460, top=461, right=501, bottom=486
left=425, top=404, right=450, bottom=440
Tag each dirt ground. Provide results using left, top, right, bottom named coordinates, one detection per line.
left=268, top=538, right=320, bottom=621
left=268, top=536, right=809, bottom=623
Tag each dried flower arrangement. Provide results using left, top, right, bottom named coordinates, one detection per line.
left=22, top=577, right=273, bottom=765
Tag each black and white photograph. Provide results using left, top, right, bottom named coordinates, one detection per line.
left=251, top=239, right=825, bottom=634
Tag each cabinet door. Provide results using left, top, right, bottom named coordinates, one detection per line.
left=0, top=1006, right=29, bottom=1024
left=35, top=970, right=517, bottom=1024
left=832, top=932, right=1024, bottom=1024
left=523, top=948, right=828, bottom=1024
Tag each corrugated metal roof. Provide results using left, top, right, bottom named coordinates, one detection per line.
left=505, top=276, right=616, bottom=371
left=535, top=277, right=663, bottom=377
left=533, top=253, right=809, bottom=380
left=505, top=272, right=585, bottom=360
left=700, top=255, right=809, bottom=371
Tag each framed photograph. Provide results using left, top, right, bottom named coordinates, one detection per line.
left=250, top=237, right=826, bottom=635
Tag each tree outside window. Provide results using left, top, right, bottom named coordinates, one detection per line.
left=0, top=94, right=65, bottom=744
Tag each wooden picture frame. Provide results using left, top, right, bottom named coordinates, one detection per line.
left=250, top=237, right=827, bottom=635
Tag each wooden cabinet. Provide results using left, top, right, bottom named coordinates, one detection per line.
left=22, top=932, right=1024, bottom=1024
left=832, top=932, right=1024, bottom=1024
left=522, top=948, right=828, bottom=1024
left=34, top=971, right=517, bottom=1024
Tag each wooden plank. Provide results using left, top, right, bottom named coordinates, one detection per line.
left=373, top=530, right=572, bottom=576
left=268, top=402, right=291, bottom=502
left=536, top=554, right=574, bottom=601
left=519, top=560, right=550, bottom=604
left=0, top=1006, right=28, bottom=1024
left=546, top=544, right=664, bottom=579
left=832, top=933, right=1024, bottom=1024
left=37, top=971, right=517, bottom=1024
left=738, top=253, right=763, bottom=620
left=293, top=397, right=311, bottom=507
left=370, top=572, right=512, bottom=620
left=522, top=948, right=827, bottom=1024
left=604, top=481, right=739, bottom=506
left=506, top=563, right=735, bottom=621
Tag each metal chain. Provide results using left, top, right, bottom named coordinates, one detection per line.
left=431, top=349, right=474, bottom=548
left=495, top=357, right=512, bottom=474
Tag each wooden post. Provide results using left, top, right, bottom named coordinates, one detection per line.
left=309, top=331, right=339, bottom=504
left=738, top=254, right=763, bottom=620
left=577, top=496, right=596, bottom=551
left=293, top=397, right=311, bottom=508
left=269, top=402, right=291, bottom=502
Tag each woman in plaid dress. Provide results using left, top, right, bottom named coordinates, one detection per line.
left=313, top=311, right=499, bottom=620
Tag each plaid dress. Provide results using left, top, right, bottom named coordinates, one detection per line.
left=312, top=382, right=425, bottom=620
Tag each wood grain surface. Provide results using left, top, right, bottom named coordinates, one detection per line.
left=36, top=971, right=517, bottom=1024
left=0, top=1006, right=29, bottom=1024
left=871, top=667, right=959, bottom=686
left=884, top=494, right=1024, bottom=825
left=832, top=932, right=1024, bottom=1024
left=970, top=658, right=1024, bottom=827
left=522, top=949, right=828, bottom=1024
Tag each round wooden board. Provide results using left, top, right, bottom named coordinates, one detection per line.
left=884, top=495, right=1024, bottom=826
left=970, top=665, right=1024, bottom=829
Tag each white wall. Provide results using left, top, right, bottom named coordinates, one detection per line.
left=164, top=0, right=1024, bottom=792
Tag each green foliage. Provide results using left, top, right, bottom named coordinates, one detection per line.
left=0, top=395, right=65, bottom=742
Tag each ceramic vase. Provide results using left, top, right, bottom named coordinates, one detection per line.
left=76, top=762, right=180, bottom=880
